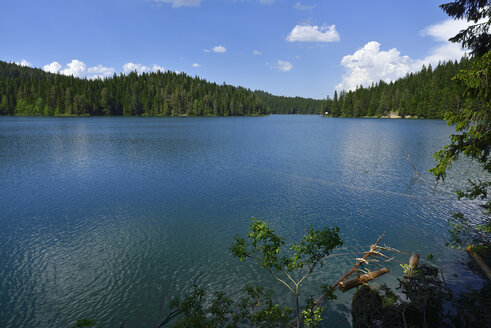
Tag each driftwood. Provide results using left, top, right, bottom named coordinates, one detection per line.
left=466, top=246, right=491, bottom=280
left=339, top=268, right=390, bottom=292
left=290, top=233, right=387, bottom=327
left=332, top=232, right=386, bottom=289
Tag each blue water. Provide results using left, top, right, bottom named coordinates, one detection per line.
left=0, top=116, right=486, bottom=327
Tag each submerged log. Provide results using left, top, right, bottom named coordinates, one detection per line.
left=466, top=246, right=491, bottom=280
left=339, top=268, right=390, bottom=292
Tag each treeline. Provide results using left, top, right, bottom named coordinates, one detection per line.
left=0, top=61, right=269, bottom=116
left=323, top=57, right=472, bottom=118
left=254, top=90, right=324, bottom=114
left=0, top=57, right=474, bottom=118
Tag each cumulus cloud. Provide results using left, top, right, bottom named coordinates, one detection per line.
left=286, top=24, right=340, bottom=43
left=15, top=59, right=32, bottom=67
left=87, top=64, right=116, bottom=79
left=43, top=60, right=115, bottom=79
left=252, top=50, right=262, bottom=55
left=335, top=42, right=414, bottom=91
left=192, top=62, right=200, bottom=67
left=42, top=60, right=163, bottom=79
left=293, top=2, right=315, bottom=10
left=59, top=59, right=86, bottom=77
left=275, top=60, right=292, bottom=72
left=153, top=0, right=201, bottom=8
left=335, top=18, right=473, bottom=91
left=43, top=61, right=62, bottom=73
left=212, top=45, right=227, bottom=53
left=123, top=62, right=164, bottom=74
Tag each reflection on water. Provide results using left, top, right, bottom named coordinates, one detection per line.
left=0, top=116, right=486, bottom=327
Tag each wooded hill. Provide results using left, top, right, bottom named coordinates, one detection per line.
left=0, top=57, right=473, bottom=117
left=0, top=61, right=271, bottom=116
left=323, top=57, right=472, bottom=118
left=253, top=90, right=324, bottom=114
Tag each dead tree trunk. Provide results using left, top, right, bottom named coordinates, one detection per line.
left=339, top=268, right=390, bottom=291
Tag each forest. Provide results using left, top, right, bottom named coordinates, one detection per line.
left=0, top=61, right=271, bottom=117
left=323, top=57, right=472, bottom=118
left=0, top=55, right=476, bottom=118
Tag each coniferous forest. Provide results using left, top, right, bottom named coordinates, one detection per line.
left=0, top=56, right=473, bottom=118
left=254, top=90, right=325, bottom=114
left=0, top=61, right=270, bottom=117
left=323, top=57, right=472, bottom=118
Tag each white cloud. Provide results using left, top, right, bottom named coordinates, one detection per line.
left=87, top=64, right=115, bottom=79
left=151, top=64, right=165, bottom=72
left=252, top=50, right=262, bottom=55
left=192, top=62, right=200, bottom=67
left=259, top=0, right=275, bottom=4
left=43, top=61, right=62, bottom=73
left=59, top=59, right=86, bottom=77
left=293, top=2, right=315, bottom=10
left=275, top=60, right=292, bottom=72
left=212, top=45, right=227, bottom=53
left=335, top=42, right=413, bottom=91
left=15, top=59, right=32, bottom=67
left=335, top=18, right=474, bottom=91
left=153, top=0, right=201, bottom=8
left=420, top=18, right=470, bottom=42
left=123, top=62, right=165, bottom=74
left=203, top=49, right=211, bottom=53
left=286, top=24, right=340, bottom=43
left=42, top=60, right=163, bottom=78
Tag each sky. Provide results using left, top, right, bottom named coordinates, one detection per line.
left=0, top=0, right=472, bottom=99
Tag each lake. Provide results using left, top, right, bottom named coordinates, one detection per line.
left=0, top=115, right=486, bottom=327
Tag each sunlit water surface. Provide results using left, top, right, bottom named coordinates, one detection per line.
left=0, top=116, right=486, bottom=327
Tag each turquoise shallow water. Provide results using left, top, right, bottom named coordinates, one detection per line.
left=0, top=115, right=486, bottom=327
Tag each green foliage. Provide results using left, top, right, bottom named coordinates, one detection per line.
left=301, top=297, right=324, bottom=328
left=170, top=284, right=292, bottom=328
left=232, top=218, right=342, bottom=273
left=400, top=263, right=419, bottom=277
left=398, top=265, right=452, bottom=327
left=351, top=265, right=452, bottom=328
left=0, top=95, right=9, bottom=114
left=231, top=217, right=343, bottom=327
left=439, top=0, right=491, bottom=57
left=430, top=52, right=491, bottom=249
left=448, top=282, right=491, bottom=327
left=0, top=61, right=268, bottom=117
left=351, top=285, right=383, bottom=328
left=430, top=0, right=491, bottom=251
left=326, top=59, right=470, bottom=118
left=254, top=90, right=325, bottom=115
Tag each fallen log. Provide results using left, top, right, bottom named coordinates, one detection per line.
left=290, top=233, right=386, bottom=327
left=339, top=268, right=390, bottom=292
left=466, top=246, right=491, bottom=280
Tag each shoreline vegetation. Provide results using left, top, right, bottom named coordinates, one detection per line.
left=0, top=56, right=472, bottom=119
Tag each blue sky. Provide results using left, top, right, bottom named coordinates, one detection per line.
left=0, top=0, right=470, bottom=99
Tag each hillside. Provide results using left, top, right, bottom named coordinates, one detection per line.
left=0, top=57, right=474, bottom=118
left=254, top=90, right=324, bottom=114
left=324, top=57, right=472, bottom=118
left=0, top=61, right=269, bottom=116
